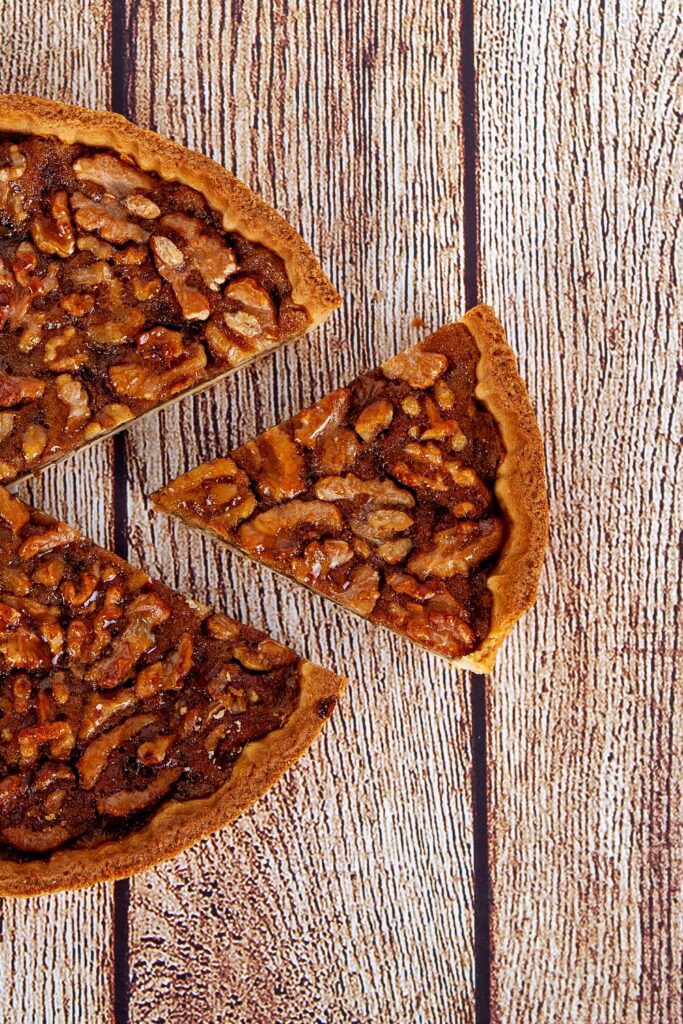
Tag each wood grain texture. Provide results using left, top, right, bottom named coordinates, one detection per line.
left=122, top=2, right=475, bottom=1021
left=0, top=2, right=116, bottom=1021
left=475, top=1, right=683, bottom=1021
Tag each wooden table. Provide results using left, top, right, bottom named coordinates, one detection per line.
left=1, top=2, right=680, bottom=1021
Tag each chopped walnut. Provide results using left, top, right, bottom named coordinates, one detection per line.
left=223, top=310, right=261, bottom=338
left=77, top=234, right=117, bottom=259
left=354, top=399, right=394, bottom=442
left=159, top=213, right=237, bottom=289
left=97, top=767, right=182, bottom=817
left=232, top=638, right=297, bottom=671
left=150, top=235, right=210, bottom=319
left=73, top=154, right=155, bottom=196
left=135, top=634, right=193, bottom=698
left=19, top=523, right=79, bottom=560
left=18, top=721, right=74, bottom=764
left=316, top=427, right=360, bottom=474
left=333, top=563, right=380, bottom=615
left=83, top=402, right=133, bottom=440
left=137, top=734, right=175, bottom=765
left=381, top=348, right=448, bottom=388
left=407, top=519, right=504, bottom=579
left=71, top=192, right=150, bottom=244
left=292, top=539, right=353, bottom=582
left=314, top=473, right=414, bottom=508
left=238, top=499, right=342, bottom=556
left=0, top=412, right=15, bottom=443
left=0, top=374, right=45, bottom=408
left=225, top=277, right=275, bottom=319
left=21, top=423, right=47, bottom=463
left=0, top=144, right=26, bottom=181
left=124, top=194, right=161, bottom=219
left=236, top=427, right=306, bottom=501
left=109, top=343, right=207, bottom=401
left=61, top=292, right=96, bottom=316
left=78, top=714, right=156, bottom=789
left=55, top=374, right=90, bottom=429
left=31, top=191, right=76, bottom=257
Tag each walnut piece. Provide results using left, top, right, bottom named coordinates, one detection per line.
left=159, top=213, right=237, bottom=289
left=71, top=192, right=150, bottom=244
left=0, top=374, right=45, bottom=408
left=407, top=519, right=504, bottom=579
left=56, top=374, right=90, bottom=429
left=354, top=399, right=394, bottom=442
left=31, top=191, right=76, bottom=257
left=381, top=348, right=448, bottom=388
left=236, top=427, right=306, bottom=501
left=314, top=473, right=414, bottom=508
left=73, top=154, right=155, bottom=196
left=238, top=499, right=342, bottom=556
left=150, top=235, right=210, bottom=320
left=78, top=714, right=156, bottom=789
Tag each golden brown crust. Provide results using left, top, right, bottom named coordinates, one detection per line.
left=0, top=93, right=341, bottom=327
left=459, top=304, right=548, bottom=671
left=0, top=660, right=344, bottom=896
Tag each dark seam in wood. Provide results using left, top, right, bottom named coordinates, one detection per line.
left=111, top=2, right=131, bottom=1022
left=461, top=0, right=490, bottom=1021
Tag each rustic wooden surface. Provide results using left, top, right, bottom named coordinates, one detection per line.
left=475, top=1, right=683, bottom=1021
left=0, top=0, right=681, bottom=1021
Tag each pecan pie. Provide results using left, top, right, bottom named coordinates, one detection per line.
left=153, top=306, right=549, bottom=670
left=0, top=95, right=340, bottom=483
left=0, top=487, right=344, bottom=895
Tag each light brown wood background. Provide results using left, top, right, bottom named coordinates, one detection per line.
left=0, top=1, right=680, bottom=1022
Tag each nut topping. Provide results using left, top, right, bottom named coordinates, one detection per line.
left=154, top=322, right=506, bottom=662
left=381, top=349, right=448, bottom=388
left=0, top=490, right=321, bottom=861
left=0, top=133, right=312, bottom=484
left=354, top=399, right=394, bottom=442
left=73, top=154, right=155, bottom=196
left=31, top=191, right=76, bottom=257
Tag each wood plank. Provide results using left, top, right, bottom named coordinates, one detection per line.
left=123, top=1, right=476, bottom=1020
left=0, top=3, right=116, bottom=1022
left=475, top=2, right=682, bottom=1020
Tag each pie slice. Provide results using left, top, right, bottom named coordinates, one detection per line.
left=0, top=487, right=344, bottom=896
left=153, top=305, right=549, bottom=671
left=0, top=94, right=340, bottom=484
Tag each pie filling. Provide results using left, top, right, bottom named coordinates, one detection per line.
left=154, top=323, right=507, bottom=660
left=0, top=132, right=310, bottom=483
left=0, top=488, right=316, bottom=860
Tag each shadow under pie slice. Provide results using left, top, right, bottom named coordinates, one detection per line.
left=0, top=94, right=340, bottom=484
left=153, top=305, right=549, bottom=671
left=0, top=487, right=344, bottom=896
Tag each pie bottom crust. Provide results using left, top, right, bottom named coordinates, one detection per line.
left=0, top=661, right=343, bottom=896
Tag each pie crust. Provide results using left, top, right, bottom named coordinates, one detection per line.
left=153, top=305, right=548, bottom=671
left=0, top=488, right=345, bottom=896
left=0, top=94, right=341, bottom=483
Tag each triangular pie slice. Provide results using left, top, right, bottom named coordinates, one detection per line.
left=0, top=95, right=340, bottom=483
left=0, top=487, right=344, bottom=896
left=153, top=305, right=548, bottom=671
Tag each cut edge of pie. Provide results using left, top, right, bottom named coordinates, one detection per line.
left=1, top=658, right=341, bottom=897
left=460, top=304, right=548, bottom=671
left=152, top=305, right=548, bottom=673
left=0, top=94, right=341, bottom=327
